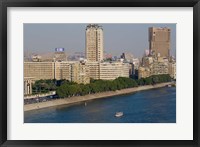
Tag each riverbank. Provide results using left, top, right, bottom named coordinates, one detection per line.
left=24, top=82, right=172, bottom=111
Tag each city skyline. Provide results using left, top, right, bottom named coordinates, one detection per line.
left=24, top=23, right=176, bottom=58
left=24, top=24, right=176, bottom=124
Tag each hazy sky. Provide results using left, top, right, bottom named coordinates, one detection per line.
left=24, top=23, right=176, bottom=58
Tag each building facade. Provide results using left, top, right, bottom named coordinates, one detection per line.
left=71, top=61, right=90, bottom=84
left=139, top=56, right=169, bottom=79
left=24, top=77, right=35, bottom=95
left=150, top=57, right=169, bottom=75
left=149, top=27, right=171, bottom=58
left=86, top=24, right=104, bottom=62
left=87, top=62, right=100, bottom=80
left=138, top=67, right=151, bottom=79
left=55, top=62, right=71, bottom=80
left=24, top=62, right=55, bottom=80
left=99, top=62, right=130, bottom=80
left=168, top=62, right=176, bottom=79
left=24, top=61, right=90, bottom=84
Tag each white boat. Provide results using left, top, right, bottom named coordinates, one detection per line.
left=115, top=112, right=123, bottom=117
left=168, top=84, right=172, bottom=87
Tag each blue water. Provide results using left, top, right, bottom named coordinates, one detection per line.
left=24, top=87, right=176, bottom=123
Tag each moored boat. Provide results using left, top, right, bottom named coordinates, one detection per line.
left=115, top=112, right=123, bottom=117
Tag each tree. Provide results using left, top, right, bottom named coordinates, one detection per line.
left=137, top=78, right=145, bottom=86
left=81, top=84, right=91, bottom=95
left=55, top=74, right=172, bottom=99
left=144, top=77, right=152, bottom=85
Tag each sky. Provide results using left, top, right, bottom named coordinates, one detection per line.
left=24, top=23, right=176, bottom=58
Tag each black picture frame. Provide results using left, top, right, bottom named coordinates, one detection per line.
left=0, top=0, right=199, bottom=146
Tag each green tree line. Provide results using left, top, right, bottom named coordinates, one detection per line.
left=32, top=74, right=171, bottom=97
left=32, top=79, right=79, bottom=94
left=56, top=74, right=171, bottom=98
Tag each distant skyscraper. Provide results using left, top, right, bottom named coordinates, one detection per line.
left=149, top=27, right=171, bottom=57
left=86, top=24, right=104, bottom=62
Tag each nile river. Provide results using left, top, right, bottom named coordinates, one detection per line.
left=24, top=87, right=176, bottom=123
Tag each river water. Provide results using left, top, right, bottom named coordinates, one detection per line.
left=24, top=87, right=176, bottom=123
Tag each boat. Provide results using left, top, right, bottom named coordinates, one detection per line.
left=115, top=112, right=123, bottom=117
left=168, top=84, right=172, bottom=87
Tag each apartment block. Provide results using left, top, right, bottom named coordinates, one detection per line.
left=139, top=56, right=169, bottom=79
left=24, top=62, right=55, bottom=80
left=55, top=62, right=71, bottom=80
left=138, top=67, right=151, bottom=79
left=99, top=62, right=130, bottom=80
left=150, top=58, right=169, bottom=75
left=87, top=62, right=100, bottom=80
left=71, top=61, right=90, bottom=84
left=24, top=61, right=90, bottom=84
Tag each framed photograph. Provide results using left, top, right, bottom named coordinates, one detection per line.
left=0, top=0, right=199, bottom=146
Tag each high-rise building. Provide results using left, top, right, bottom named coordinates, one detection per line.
left=149, top=27, right=171, bottom=58
left=86, top=24, right=104, bottom=62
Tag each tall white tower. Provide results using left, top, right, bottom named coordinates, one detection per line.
left=86, top=24, right=104, bottom=62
